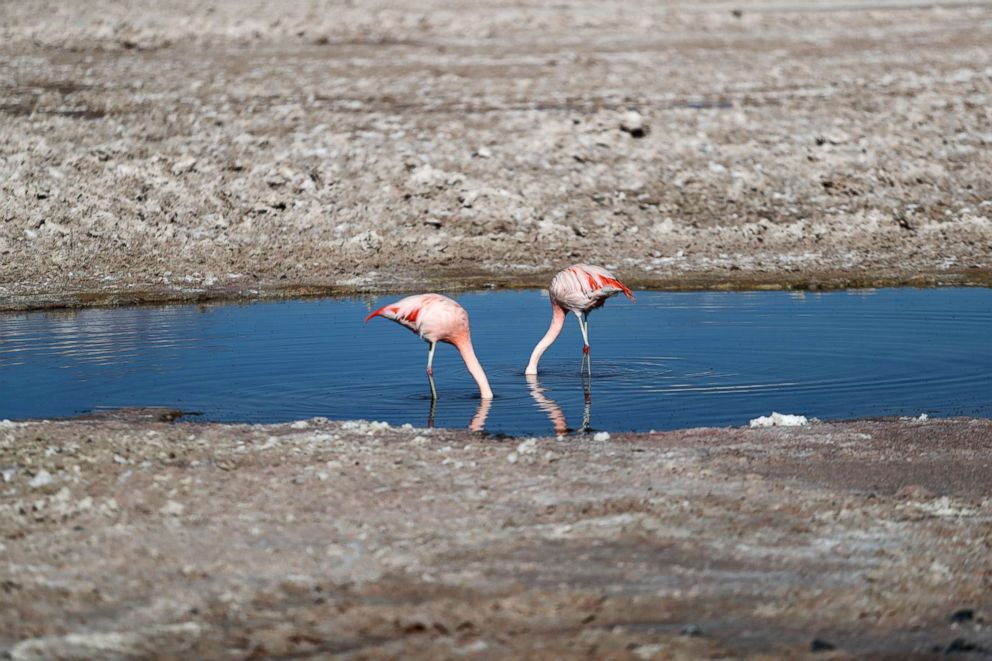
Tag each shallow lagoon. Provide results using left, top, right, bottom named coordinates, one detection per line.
left=1, top=288, right=990, bottom=435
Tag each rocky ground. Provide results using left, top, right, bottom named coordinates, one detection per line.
left=3, top=1, right=992, bottom=657
left=2, top=0, right=992, bottom=309
left=1, top=416, right=991, bottom=659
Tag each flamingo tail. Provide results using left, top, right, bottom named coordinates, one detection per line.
left=602, top=276, right=635, bottom=302
left=364, top=305, right=389, bottom=323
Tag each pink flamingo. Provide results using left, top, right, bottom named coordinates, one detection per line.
left=365, top=293, right=493, bottom=400
left=525, top=264, right=635, bottom=375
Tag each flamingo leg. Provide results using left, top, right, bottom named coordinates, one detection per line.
left=426, top=341, right=437, bottom=377
left=581, top=352, right=592, bottom=396
left=580, top=353, right=592, bottom=432
left=576, top=312, right=590, bottom=354
left=581, top=397, right=592, bottom=433
left=426, top=342, right=438, bottom=400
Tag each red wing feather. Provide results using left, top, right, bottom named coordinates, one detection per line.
left=364, top=305, right=389, bottom=323
left=601, top=276, right=635, bottom=301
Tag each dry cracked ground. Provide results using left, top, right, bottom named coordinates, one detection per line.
left=1, top=0, right=991, bottom=308
left=1, top=417, right=991, bottom=659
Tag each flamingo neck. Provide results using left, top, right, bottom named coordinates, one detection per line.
left=454, top=337, right=494, bottom=399
left=525, top=302, right=566, bottom=375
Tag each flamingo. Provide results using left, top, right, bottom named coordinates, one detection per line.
left=364, top=293, right=493, bottom=400
left=525, top=264, right=635, bottom=375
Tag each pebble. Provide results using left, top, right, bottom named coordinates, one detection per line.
left=170, top=157, right=197, bottom=175
left=895, top=484, right=936, bottom=500
left=941, top=638, right=989, bottom=654
left=516, top=438, right=538, bottom=455
left=619, top=110, right=648, bottom=137
left=159, top=500, right=185, bottom=516
left=593, top=432, right=610, bottom=442
left=950, top=608, right=975, bottom=623
left=29, top=470, right=54, bottom=489
left=810, top=638, right=836, bottom=652
left=632, top=644, right=664, bottom=660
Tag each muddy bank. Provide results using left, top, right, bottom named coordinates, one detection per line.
left=2, top=0, right=992, bottom=310
left=1, top=416, right=990, bottom=657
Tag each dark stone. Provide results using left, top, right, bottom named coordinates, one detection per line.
left=950, top=609, right=975, bottom=624
left=681, top=624, right=703, bottom=637
left=811, top=638, right=836, bottom=652
left=944, top=638, right=990, bottom=655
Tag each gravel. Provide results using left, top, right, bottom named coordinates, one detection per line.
left=2, top=0, right=991, bottom=309
left=1, top=417, right=990, bottom=656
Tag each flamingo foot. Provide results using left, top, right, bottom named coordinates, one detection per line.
left=582, top=345, right=590, bottom=355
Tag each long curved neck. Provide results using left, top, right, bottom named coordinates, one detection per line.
left=525, top=302, right=566, bottom=375
left=454, top=337, right=493, bottom=399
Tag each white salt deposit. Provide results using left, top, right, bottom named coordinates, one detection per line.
left=748, top=412, right=809, bottom=428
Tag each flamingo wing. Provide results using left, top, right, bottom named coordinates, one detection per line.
left=364, top=293, right=468, bottom=343
left=364, top=294, right=428, bottom=332
left=550, top=264, right=635, bottom=311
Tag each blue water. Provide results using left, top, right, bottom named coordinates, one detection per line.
left=0, top=288, right=990, bottom=435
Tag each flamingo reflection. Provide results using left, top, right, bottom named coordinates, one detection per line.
left=468, top=397, right=492, bottom=432
left=526, top=374, right=591, bottom=434
left=426, top=390, right=492, bottom=432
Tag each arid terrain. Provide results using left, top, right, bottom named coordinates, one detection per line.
left=2, top=1, right=992, bottom=658
left=1, top=0, right=991, bottom=308
left=2, top=416, right=991, bottom=658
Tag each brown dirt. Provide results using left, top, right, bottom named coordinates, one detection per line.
left=3, top=2, right=992, bottom=657
left=2, top=417, right=991, bottom=658
left=2, top=0, right=992, bottom=309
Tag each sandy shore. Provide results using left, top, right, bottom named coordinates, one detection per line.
left=2, top=416, right=991, bottom=658
left=2, top=0, right=992, bottom=310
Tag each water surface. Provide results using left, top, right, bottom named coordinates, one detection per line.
left=1, top=288, right=990, bottom=435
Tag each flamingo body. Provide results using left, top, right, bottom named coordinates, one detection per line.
left=525, top=264, right=634, bottom=375
left=548, top=264, right=634, bottom=313
left=365, top=294, right=493, bottom=399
